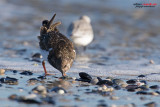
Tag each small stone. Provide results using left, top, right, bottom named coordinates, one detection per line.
left=20, top=71, right=33, bottom=76
left=114, top=85, right=121, bottom=90
left=58, top=90, right=65, bottom=94
left=112, top=79, right=125, bottom=85
left=32, top=85, right=47, bottom=95
left=97, top=80, right=113, bottom=86
left=32, top=53, right=42, bottom=59
left=144, top=102, right=156, bottom=107
left=121, top=83, right=128, bottom=88
left=0, top=76, right=18, bottom=85
left=0, top=69, right=5, bottom=74
left=126, top=79, right=137, bottom=84
left=28, top=78, right=39, bottom=83
left=136, top=91, right=148, bottom=95
left=151, top=92, right=159, bottom=96
left=50, top=87, right=67, bottom=94
left=8, top=94, right=18, bottom=100
left=127, top=88, right=136, bottom=92
left=110, top=96, right=119, bottom=100
left=137, top=86, right=149, bottom=91
left=97, top=77, right=103, bottom=81
left=138, top=75, right=145, bottom=78
left=97, top=104, right=108, bottom=107
left=150, top=85, right=159, bottom=89
left=25, top=94, right=37, bottom=99
left=91, top=78, right=99, bottom=85
left=149, top=60, right=154, bottom=64
left=79, top=72, right=92, bottom=81
left=136, top=81, right=145, bottom=86
left=13, top=70, right=18, bottom=73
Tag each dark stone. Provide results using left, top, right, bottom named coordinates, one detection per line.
left=137, top=86, right=149, bottom=91
left=112, top=79, right=125, bottom=85
left=96, top=80, right=113, bottom=86
left=114, top=85, right=121, bottom=90
left=32, top=53, right=42, bottom=59
left=127, top=88, right=136, bottom=92
left=155, top=91, right=160, bottom=94
left=0, top=76, right=18, bottom=85
left=97, top=104, right=108, bottom=107
left=140, top=80, right=147, bottom=85
left=76, top=78, right=90, bottom=82
left=13, top=70, right=18, bottom=73
left=20, top=71, right=33, bottom=76
left=97, top=77, right=103, bottom=81
left=37, top=76, right=46, bottom=79
left=18, top=97, right=41, bottom=104
left=79, top=72, right=92, bottom=81
left=126, top=85, right=138, bottom=89
left=8, top=94, right=18, bottom=100
left=126, top=79, right=137, bottom=84
left=50, top=87, right=67, bottom=93
left=136, top=91, right=148, bottom=95
left=144, top=102, right=156, bottom=107
left=149, top=85, right=159, bottom=89
left=28, top=78, right=39, bottom=83
left=138, top=75, right=145, bottom=78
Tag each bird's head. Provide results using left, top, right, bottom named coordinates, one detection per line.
left=80, top=15, right=91, bottom=23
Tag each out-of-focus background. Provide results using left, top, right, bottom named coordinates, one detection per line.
left=0, top=0, right=160, bottom=78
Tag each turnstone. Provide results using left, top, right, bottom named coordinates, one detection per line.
left=67, top=15, right=94, bottom=50
left=38, top=14, right=76, bottom=77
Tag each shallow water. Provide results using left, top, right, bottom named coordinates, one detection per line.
left=0, top=0, right=160, bottom=106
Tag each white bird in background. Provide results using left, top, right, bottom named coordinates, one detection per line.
left=67, top=15, right=94, bottom=51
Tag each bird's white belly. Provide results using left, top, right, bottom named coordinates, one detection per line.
left=40, top=49, right=49, bottom=61
left=72, top=34, right=93, bottom=46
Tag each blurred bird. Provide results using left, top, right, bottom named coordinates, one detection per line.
left=38, top=14, right=76, bottom=77
left=67, top=15, right=94, bottom=51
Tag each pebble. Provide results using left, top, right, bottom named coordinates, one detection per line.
left=149, top=60, right=155, bottom=64
left=50, top=87, right=67, bottom=94
left=126, top=79, right=137, bottom=84
left=149, top=85, right=159, bottom=89
left=32, top=85, right=47, bottom=95
left=32, top=53, right=42, bottom=59
left=112, top=79, right=125, bottom=85
left=97, top=77, right=103, bottom=81
left=136, top=91, right=148, bottom=95
left=0, top=76, right=18, bottom=85
left=13, top=70, right=18, bottom=73
left=151, top=92, right=159, bottom=96
left=79, top=72, right=92, bottom=81
left=28, top=78, right=39, bottom=83
left=144, top=102, right=156, bottom=107
left=110, top=96, right=119, bottom=100
left=138, top=75, right=145, bottom=78
left=8, top=94, right=18, bottom=100
left=20, top=71, right=33, bottom=76
left=0, top=69, right=5, bottom=74
left=127, top=88, right=136, bottom=92
left=90, top=78, right=99, bottom=85
left=96, top=80, right=113, bottom=86
left=114, top=85, right=121, bottom=90
left=97, top=104, right=108, bottom=107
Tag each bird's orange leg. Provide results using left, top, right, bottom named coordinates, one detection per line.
left=42, top=61, right=54, bottom=76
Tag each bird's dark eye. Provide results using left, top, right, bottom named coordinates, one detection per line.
left=42, top=20, right=49, bottom=26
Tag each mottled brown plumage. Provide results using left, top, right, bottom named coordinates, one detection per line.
left=38, top=14, right=76, bottom=77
